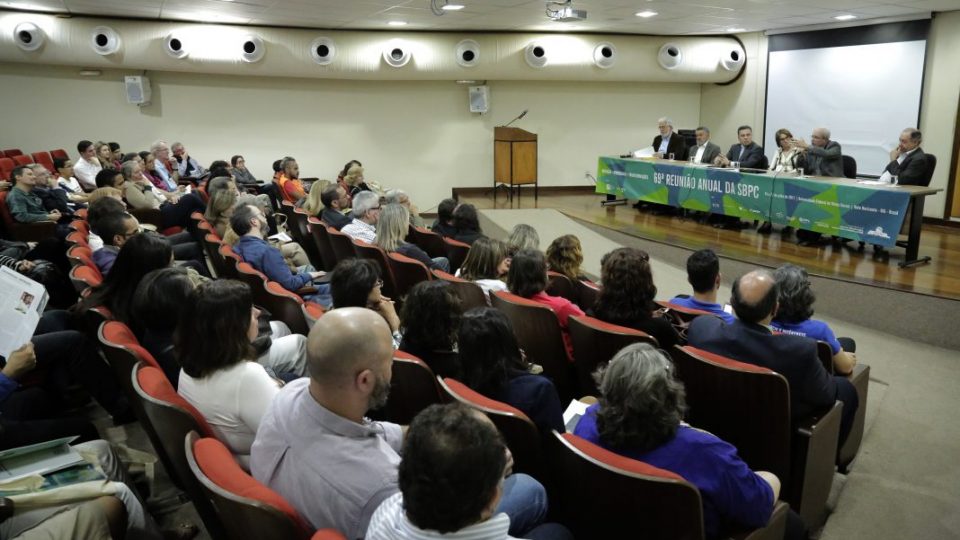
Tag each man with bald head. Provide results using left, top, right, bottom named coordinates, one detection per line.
left=794, top=127, right=843, bottom=178
left=251, top=308, right=550, bottom=539
left=686, top=270, right=858, bottom=445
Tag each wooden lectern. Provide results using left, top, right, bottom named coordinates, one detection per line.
left=494, top=127, right=538, bottom=202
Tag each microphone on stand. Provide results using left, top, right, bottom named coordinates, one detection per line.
left=502, top=109, right=529, bottom=128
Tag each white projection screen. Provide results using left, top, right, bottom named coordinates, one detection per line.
left=764, top=23, right=928, bottom=176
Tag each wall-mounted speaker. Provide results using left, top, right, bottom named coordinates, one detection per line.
left=241, top=35, right=265, bottom=63
left=719, top=46, right=746, bottom=71
left=90, top=26, right=121, bottom=56
left=383, top=43, right=411, bottom=68
left=310, top=37, right=336, bottom=65
left=124, top=75, right=151, bottom=106
left=164, top=33, right=187, bottom=59
left=456, top=39, right=480, bottom=68
left=657, top=43, right=683, bottom=70
left=469, top=85, right=489, bottom=113
left=524, top=42, right=547, bottom=68
left=13, top=22, right=44, bottom=52
left=593, top=42, right=616, bottom=69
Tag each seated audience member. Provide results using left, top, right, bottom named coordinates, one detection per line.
left=686, top=270, right=859, bottom=446
left=367, top=403, right=570, bottom=540
left=171, top=141, right=206, bottom=178
left=138, top=151, right=172, bottom=192
left=252, top=308, right=550, bottom=539
left=545, top=234, right=586, bottom=281
left=688, top=126, right=722, bottom=164
left=459, top=307, right=564, bottom=435
left=335, top=159, right=360, bottom=200
left=86, top=196, right=128, bottom=250
left=329, top=258, right=402, bottom=346
left=299, top=179, right=324, bottom=214
left=95, top=141, right=118, bottom=170
left=74, top=139, right=103, bottom=191
left=27, top=163, right=75, bottom=216
left=794, top=127, right=843, bottom=177
left=883, top=128, right=928, bottom=185
left=573, top=343, right=783, bottom=540
left=343, top=163, right=372, bottom=198
left=150, top=140, right=180, bottom=190
left=109, top=142, right=122, bottom=163
left=506, top=223, right=540, bottom=255
left=375, top=204, right=450, bottom=272
left=6, top=166, right=69, bottom=238
left=771, top=264, right=856, bottom=375
left=277, top=157, right=306, bottom=202
left=316, top=183, right=352, bottom=230
left=91, top=211, right=140, bottom=275
left=431, top=198, right=458, bottom=237
left=769, top=128, right=802, bottom=173
left=120, top=160, right=206, bottom=232
left=177, top=280, right=282, bottom=469
left=341, top=191, right=381, bottom=244
left=121, top=152, right=143, bottom=165
left=207, top=175, right=275, bottom=235
left=507, top=249, right=584, bottom=360
left=204, top=179, right=238, bottom=238
left=399, top=281, right=461, bottom=378
left=95, top=168, right=124, bottom=190
left=232, top=154, right=279, bottom=209
left=591, top=247, right=679, bottom=349
left=383, top=188, right=424, bottom=228
left=714, top=125, right=765, bottom=169
left=230, top=204, right=330, bottom=306
left=52, top=157, right=88, bottom=202
left=458, top=237, right=510, bottom=301
left=669, top=249, right=736, bottom=324
left=86, top=186, right=124, bottom=205
left=452, top=203, right=484, bottom=245
left=651, top=116, right=686, bottom=160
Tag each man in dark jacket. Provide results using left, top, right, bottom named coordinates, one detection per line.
left=884, top=128, right=929, bottom=186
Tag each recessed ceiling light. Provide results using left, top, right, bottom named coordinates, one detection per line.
left=635, top=10, right=658, bottom=18
left=834, top=14, right=857, bottom=21
left=388, top=20, right=408, bottom=26
left=727, top=27, right=745, bottom=32
left=442, top=3, right=465, bottom=10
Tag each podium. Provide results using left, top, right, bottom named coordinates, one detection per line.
left=494, top=126, right=538, bottom=202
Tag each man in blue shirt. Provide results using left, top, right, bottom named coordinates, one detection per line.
left=670, top=249, right=736, bottom=324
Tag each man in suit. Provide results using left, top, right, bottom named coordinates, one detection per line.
left=714, top=125, right=765, bottom=169
left=688, top=126, right=721, bottom=164
left=652, top=116, right=687, bottom=160
left=884, top=128, right=928, bottom=185
left=687, top=269, right=858, bottom=446
left=795, top=127, right=843, bottom=178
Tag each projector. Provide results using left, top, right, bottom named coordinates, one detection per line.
left=552, top=6, right=587, bottom=22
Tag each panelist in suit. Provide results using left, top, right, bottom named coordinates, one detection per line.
left=687, top=270, right=859, bottom=447
left=884, top=128, right=928, bottom=185
left=652, top=117, right=687, bottom=160
left=714, top=125, right=764, bottom=169
left=688, top=127, right=721, bottom=164
left=794, top=127, right=843, bottom=178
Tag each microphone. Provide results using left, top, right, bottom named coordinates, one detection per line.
left=502, top=109, right=528, bottom=128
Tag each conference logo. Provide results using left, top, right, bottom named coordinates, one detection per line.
left=866, top=226, right=891, bottom=239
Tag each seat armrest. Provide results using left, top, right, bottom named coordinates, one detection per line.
left=838, top=364, right=870, bottom=471
left=732, top=500, right=788, bottom=540
left=0, top=497, right=14, bottom=523
left=296, top=285, right=318, bottom=295
left=789, top=401, right=842, bottom=530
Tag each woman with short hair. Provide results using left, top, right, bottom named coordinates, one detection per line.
left=399, top=281, right=462, bottom=378
left=457, top=237, right=510, bottom=301
left=451, top=204, right=484, bottom=245
left=507, top=249, right=583, bottom=360
left=375, top=204, right=449, bottom=272
left=545, top=234, right=586, bottom=281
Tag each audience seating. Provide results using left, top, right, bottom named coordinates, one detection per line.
left=841, top=155, right=857, bottom=179
left=289, top=206, right=323, bottom=269
left=326, top=226, right=357, bottom=264
left=490, top=290, right=573, bottom=402
left=409, top=226, right=447, bottom=259
left=575, top=279, right=600, bottom=311
left=185, top=431, right=323, bottom=540
left=12, top=155, right=33, bottom=167
left=546, top=271, right=579, bottom=305
left=669, top=345, right=841, bottom=529
left=129, top=208, right=183, bottom=236
left=546, top=431, right=789, bottom=539
left=307, top=217, right=337, bottom=271
left=815, top=341, right=869, bottom=472
left=438, top=377, right=543, bottom=480
left=0, top=191, right=57, bottom=242
left=49, top=149, right=68, bottom=161
left=203, top=234, right=230, bottom=278
left=655, top=300, right=715, bottom=323
left=568, top=315, right=657, bottom=397
left=65, top=230, right=89, bottom=248
left=218, top=244, right=243, bottom=279
left=30, top=151, right=56, bottom=174
left=386, top=252, right=432, bottom=298
left=442, top=237, right=471, bottom=274
left=1, top=149, right=23, bottom=157
left=352, top=239, right=397, bottom=298
left=69, top=219, right=89, bottom=235
left=98, top=321, right=165, bottom=399
left=66, top=245, right=95, bottom=269
left=378, top=350, right=443, bottom=425
left=69, top=264, right=102, bottom=292
left=0, top=157, right=14, bottom=182
left=431, top=269, right=488, bottom=311
left=236, top=261, right=321, bottom=335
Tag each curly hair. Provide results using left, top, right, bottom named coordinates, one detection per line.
left=400, top=281, right=462, bottom=352
left=459, top=237, right=508, bottom=281
left=545, top=234, right=584, bottom=281
left=595, top=343, right=686, bottom=452
left=458, top=307, right=526, bottom=396
left=594, top=248, right=657, bottom=326
left=175, top=280, right=256, bottom=379
left=772, top=264, right=816, bottom=323
left=506, top=249, right=548, bottom=298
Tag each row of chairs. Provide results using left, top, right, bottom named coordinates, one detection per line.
left=0, top=148, right=68, bottom=179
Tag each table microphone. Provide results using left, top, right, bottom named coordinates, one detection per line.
left=502, top=109, right=528, bottom=127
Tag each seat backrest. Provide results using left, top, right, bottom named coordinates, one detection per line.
left=546, top=271, right=578, bottom=305
left=841, top=155, right=857, bottom=179
left=576, top=279, right=600, bottom=312
left=0, top=190, right=15, bottom=228
left=327, top=226, right=357, bottom=263
left=438, top=377, right=542, bottom=477
left=547, top=431, right=704, bottom=540
left=0, top=157, right=14, bottom=182
left=69, top=219, right=89, bottom=235
left=352, top=240, right=397, bottom=298
left=568, top=315, right=657, bottom=397
left=12, top=154, right=33, bottom=166
left=218, top=244, right=243, bottom=278
left=922, top=153, right=937, bottom=186
left=31, top=151, right=56, bottom=174
left=65, top=230, right=89, bottom=248
left=262, top=281, right=313, bottom=335
left=490, top=290, right=572, bottom=402
left=382, top=350, right=443, bottom=425
left=69, top=264, right=103, bottom=292
left=308, top=217, right=337, bottom=271
left=410, top=226, right=447, bottom=259
left=49, top=148, right=68, bottom=160
left=655, top=300, right=714, bottom=323
left=431, top=270, right=488, bottom=311
left=67, top=245, right=95, bottom=269
left=202, top=234, right=229, bottom=278
left=1, top=149, right=23, bottom=157
left=387, top=252, right=432, bottom=298
left=98, top=321, right=163, bottom=398
left=185, top=431, right=311, bottom=540
left=442, top=237, right=471, bottom=274
left=668, top=345, right=792, bottom=483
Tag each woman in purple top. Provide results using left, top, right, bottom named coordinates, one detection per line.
left=573, top=343, right=782, bottom=540
left=771, top=264, right=856, bottom=375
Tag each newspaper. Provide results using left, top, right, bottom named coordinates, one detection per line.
left=0, top=266, right=48, bottom=359
left=0, top=436, right=83, bottom=485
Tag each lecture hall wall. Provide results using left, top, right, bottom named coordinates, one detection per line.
left=0, top=11, right=957, bottom=216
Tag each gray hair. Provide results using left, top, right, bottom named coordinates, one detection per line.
left=375, top=203, right=410, bottom=252
left=903, top=128, right=922, bottom=143
left=594, top=343, right=686, bottom=452
left=352, top=191, right=380, bottom=218
left=150, top=140, right=168, bottom=154
left=695, top=126, right=710, bottom=135
left=384, top=189, right=409, bottom=205
left=813, top=127, right=831, bottom=139
left=280, top=157, right=297, bottom=171
left=171, top=142, right=184, bottom=152
left=506, top=224, right=540, bottom=252
left=772, top=263, right=815, bottom=324
left=120, top=160, right=139, bottom=180
left=657, top=117, right=673, bottom=127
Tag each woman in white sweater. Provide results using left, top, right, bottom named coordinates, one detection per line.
left=176, top=280, right=281, bottom=470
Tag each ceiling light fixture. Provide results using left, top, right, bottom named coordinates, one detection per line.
left=834, top=14, right=857, bottom=21
left=727, top=27, right=745, bottom=32
left=546, top=1, right=587, bottom=22
left=635, top=10, right=658, bottom=18
left=388, top=20, right=407, bottom=26
left=430, top=0, right=464, bottom=15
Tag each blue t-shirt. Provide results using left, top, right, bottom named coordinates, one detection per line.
left=573, top=404, right=773, bottom=539
left=771, top=318, right=841, bottom=354
left=669, top=296, right=736, bottom=324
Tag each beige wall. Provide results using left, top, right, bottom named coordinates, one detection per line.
left=0, top=62, right=700, bottom=209
left=699, top=32, right=768, bottom=149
